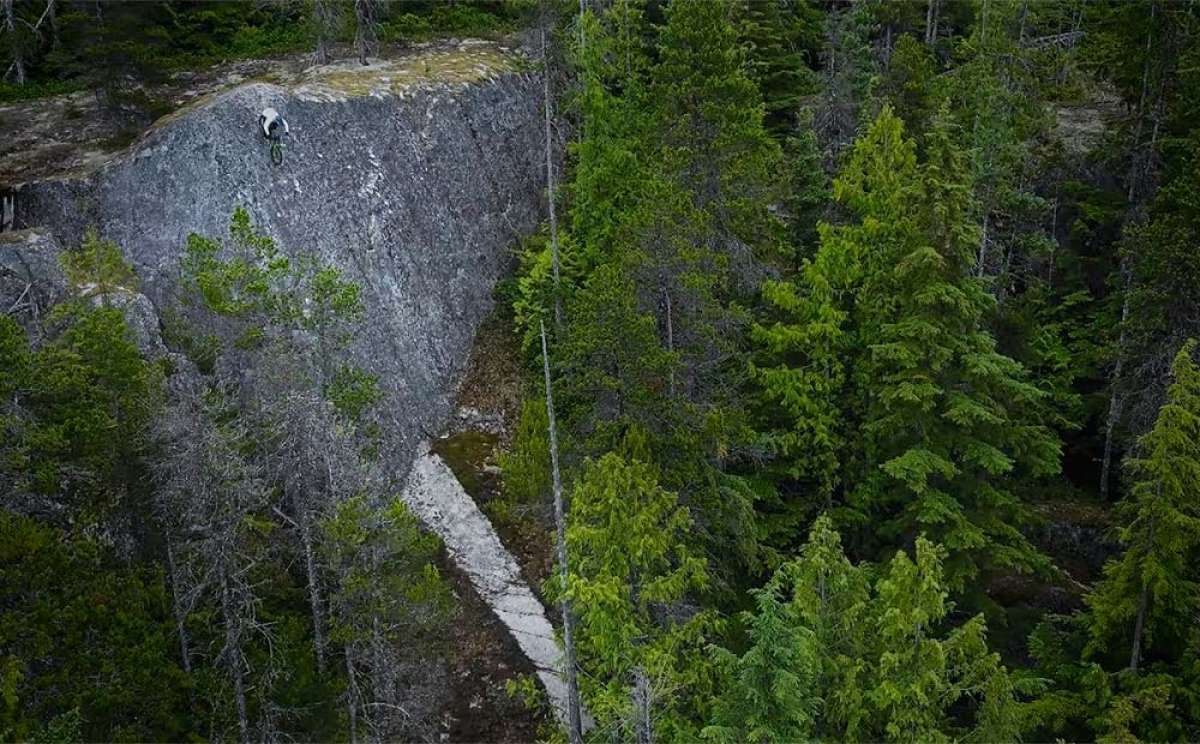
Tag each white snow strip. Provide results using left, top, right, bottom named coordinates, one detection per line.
left=398, top=443, right=580, bottom=727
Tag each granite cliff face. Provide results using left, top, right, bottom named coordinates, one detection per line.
left=7, top=42, right=546, bottom=479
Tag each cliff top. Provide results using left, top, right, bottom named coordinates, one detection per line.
left=0, top=38, right=525, bottom=188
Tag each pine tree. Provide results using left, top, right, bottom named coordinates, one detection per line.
left=654, top=0, right=780, bottom=249
left=750, top=105, right=919, bottom=551
left=757, top=106, right=1060, bottom=589
left=1087, top=340, right=1200, bottom=672
left=702, top=561, right=819, bottom=743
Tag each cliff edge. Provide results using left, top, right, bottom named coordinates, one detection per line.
left=5, top=38, right=547, bottom=482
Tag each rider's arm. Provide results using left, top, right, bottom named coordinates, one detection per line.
left=283, top=118, right=291, bottom=135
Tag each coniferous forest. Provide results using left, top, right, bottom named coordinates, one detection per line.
left=3, top=0, right=1200, bottom=742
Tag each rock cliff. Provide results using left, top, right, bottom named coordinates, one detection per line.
left=6, top=40, right=546, bottom=481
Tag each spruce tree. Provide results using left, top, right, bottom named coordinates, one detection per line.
left=707, top=515, right=1027, bottom=741
left=757, top=107, right=1060, bottom=588
left=702, top=573, right=818, bottom=743
left=856, top=111, right=1060, bottom=590
left=750, top=105, right=919, bottom=551
left=1087, top=340, right=1200, bottom=672
left=565, top=452, right=711, bottom=739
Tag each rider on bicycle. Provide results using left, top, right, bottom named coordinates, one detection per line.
left=259, top=107, right=290, bottom=142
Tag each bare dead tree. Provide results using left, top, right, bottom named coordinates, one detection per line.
left=323, top=494, right=448, bottom=742
left=153, top=382, right=272, bottom=742
left=540, top=319, right=584, bottom=744
left=925, top=0, right=940, bottom=47
left=542, top=22, right=563, bottom=330
left=312, top=0, right=338, bottom=65
left=632, top=666, right=653, bottom=744
left=256, top=369, right=369, bottom=677
left=2, top=0, right=25, bottom=84
left=1101, top=2, right=1160, bottom=498
left=354, top=0, right=378, bottom=66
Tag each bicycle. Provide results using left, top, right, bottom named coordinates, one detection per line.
left=270, top=137, right=285, bottom=166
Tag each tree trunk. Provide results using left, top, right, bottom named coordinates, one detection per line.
left=2, top=0, right=25, bottom=85
left=578, top=0, right=586, bottom=50
left=977, top=214, right=989, bottom=278
left=925, top=0, right=939, bottom=46
left=354, top=0, right=376, bottom=66
left=540, top=320, right=583, bottom=744
left=1127, top=2, right=1156, bottom=205
left=663, top=285, right=676, bottom=399
left=1130, top=581, right=1149, bottom=672
left=221, top=573, right=250, bottom=743
left=542, top=26, right=563, bottom=330
left=345, top=646, right=360, bottom=744
left=313, top=0, right=334, bottom=65
left=632, top=666, right=653, bottom=744
left=165, top=540, right=192, bottom=674
left=1101, top=262, right=1132, bottom=500
left=47, top=0, right=58, bottom=48
left=301, top=515, right=328, bottom=675
left=1103, top=11, right=1159, bottom=497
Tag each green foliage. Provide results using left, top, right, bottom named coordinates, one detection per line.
left=1116, top=134, right=1200, bottom=426
left=556, top=263, right=676, bottom=454
left=0, top=300, right=159, bottom=513
left=654, top=0, right=782, bottom=249
left=179, top=207, right=363, bottom=375
left=380, top=2, right=519, bottom=42
left=1088, top=341, right=1200, bottom=669
left=754, top=106, right=1060, bottom=588
left=324, top=364, right=382, bottom=422
left=0, top=80, right=82, bottom=103
left=322, top=496, right=452, bottom=652
left=708, top=516, right=1032, bottom=742
left=498, top=396, right=551, bottom=508
left=565, top=452, right=714, bottom=739
left=701, top=569, right=819, bottom=743
left=736, top=0, right=823, bottom=137
left=61, top=229, right=139, bottom=297
left=0, top=512, right=193, bottom=742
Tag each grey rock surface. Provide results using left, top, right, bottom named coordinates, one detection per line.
left=8, top=42, right=569, bottom=721
left=11, top=42, right=546, bottom=484
left=0, top=228, right=67, bottom=335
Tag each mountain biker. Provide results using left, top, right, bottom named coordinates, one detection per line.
left=259, top=107, right=290, bottom=142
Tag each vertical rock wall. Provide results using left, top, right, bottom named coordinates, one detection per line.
left=11, top=61, right=546, bottom=478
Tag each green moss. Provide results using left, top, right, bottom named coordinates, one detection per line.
left=300, top=46, right=516, bottom=99
left=432, top=430, right=498, bottom=500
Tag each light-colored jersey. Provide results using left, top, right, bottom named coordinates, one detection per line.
left=259, top=107, right=290, bottom=137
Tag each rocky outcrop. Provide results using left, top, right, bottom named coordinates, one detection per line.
left=0, top=228, right=67, bottom=336
left=4, top=42, right=574, bottom=720
left=8, top=41, right=546, bottom=483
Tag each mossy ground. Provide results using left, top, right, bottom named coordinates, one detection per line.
left=299, top=43, right=518, bottom=100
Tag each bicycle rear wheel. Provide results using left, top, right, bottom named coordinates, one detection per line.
left=270, top=141, right=284, bottom=165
